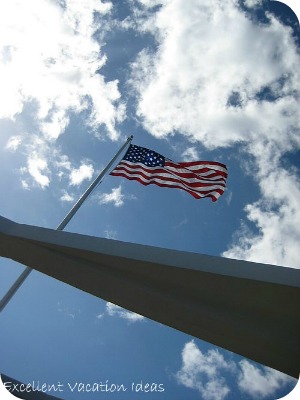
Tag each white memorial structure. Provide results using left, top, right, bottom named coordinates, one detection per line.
left=0, top=215, right=299, bottom=378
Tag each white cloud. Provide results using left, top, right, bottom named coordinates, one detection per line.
left=135, top=0, right=163, bottom=7
left=17, top=139, right=96, bottom=191
left=5, top=136, right=22, bottom=151
left=98, top=185, right=125, bottom=207
left=41, top=111, right=70, bottom=141
left=244, top=0, right=263, bottom=8
left=0, top=0, right=126, bottom=189
left=105, top=302, right=145, bottom=322
left=60, top=190, right=74, bottom=202
left=0, top=0, right=123, bottom=140
left=181, top=146, right=200, bottom=161
left=223, top=185, right=300, bottom=268
left=238, top=359, right=294, bottom=398
left=175, top=341, right=296, bottom=400
left=56, top=154, right=73, bottom=182
left=130, top=0, right=300, bottom=268
left=21, top=180, right=30, bottom=190
left=97, top=185, right=136, bottom=207
left=69, top=163, right=94, bottom=186
left=104, top=229, right=118, bottom=239
left=57, top=301, right=80, bottom=319
left=223, top=141, right=300, bottom=268
left=175, top=341, right=234, bottom=400
left=131, top=0, right=299, bottom=148
left=26, top=155, right=50, bottom=188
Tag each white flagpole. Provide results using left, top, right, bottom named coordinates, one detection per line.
left=56, top=135, right=133, bottom=231
left=0, top=135, right=133, bottom=312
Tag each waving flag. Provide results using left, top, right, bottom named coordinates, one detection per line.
left=110, top=144, right=228, bottom=201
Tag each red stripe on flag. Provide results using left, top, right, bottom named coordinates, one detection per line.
left=111, top=159, right=227, bottom=201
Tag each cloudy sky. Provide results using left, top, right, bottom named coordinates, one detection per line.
left=0, top=0, right=299, bottom=399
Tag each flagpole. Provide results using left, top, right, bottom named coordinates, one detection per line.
left=56, top=135, right=133, bottom=231
left=0, top=135, right=133, bottom=312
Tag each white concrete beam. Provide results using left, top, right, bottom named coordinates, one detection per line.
left=0, top=216, right=299, bottom=377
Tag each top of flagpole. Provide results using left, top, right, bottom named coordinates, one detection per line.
left=56, top=135, right=134, bottom=231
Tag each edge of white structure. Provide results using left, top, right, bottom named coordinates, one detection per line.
left=0, top=215, right=299, bottom=378
left=1, top=215, right=299, bottom=287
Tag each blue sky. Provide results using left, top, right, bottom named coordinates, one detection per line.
left=0, top=0, right=299, bottom=399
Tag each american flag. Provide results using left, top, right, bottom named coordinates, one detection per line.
left=110, top=144, right=228, bottom=201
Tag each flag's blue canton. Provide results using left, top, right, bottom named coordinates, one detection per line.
left=124, top=145, right=165, bottom=167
